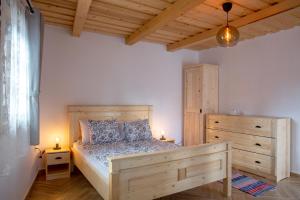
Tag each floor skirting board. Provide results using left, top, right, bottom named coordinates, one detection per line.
left=291, top=172, right=300, bottom=177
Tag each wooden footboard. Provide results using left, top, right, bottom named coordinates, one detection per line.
left=108, top=142, right=232, bottom=200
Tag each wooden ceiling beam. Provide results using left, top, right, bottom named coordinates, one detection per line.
left=72, top=0, right=93, bottom=37
left=167, top=0, right=300, bottom=51
left=125, top=0, right=206, bottom=45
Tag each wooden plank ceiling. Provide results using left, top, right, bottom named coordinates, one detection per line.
left=32, top=0, right=300, bottom=51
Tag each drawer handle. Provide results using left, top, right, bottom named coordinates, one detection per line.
left=255, top=160, right=261, bottom=164
left=215, top=121, right=219, bottom=124
left=255, top=143, right=262, bottom=146
left=55, top=157, right=62, bottom=160
left=215, top=136, right=219, bottom=139
left=255, top=125, right=262, bottom=128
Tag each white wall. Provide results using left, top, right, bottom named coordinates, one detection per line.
left=0, top=136, right=40, bottom=200
left=199, top=26, right=300, bottom=173
left=40, top=25, right=199, bottom=148
left=41, top=25, right=300, bottom=174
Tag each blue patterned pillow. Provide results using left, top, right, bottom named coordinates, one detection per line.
left=87, top=120, right=122, bottom=145
left=124, top=119, right=152, bottom=142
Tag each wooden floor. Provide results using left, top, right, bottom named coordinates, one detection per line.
left=26, top=169, right=300, bottom=200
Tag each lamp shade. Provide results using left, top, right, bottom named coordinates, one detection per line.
left=216, top=25, right=240, bottom=47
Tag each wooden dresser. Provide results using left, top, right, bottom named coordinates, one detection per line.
left=206, top=114, right=291, bottom=182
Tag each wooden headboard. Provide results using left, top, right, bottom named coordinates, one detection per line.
left=67, top=105, right=153, bottom=146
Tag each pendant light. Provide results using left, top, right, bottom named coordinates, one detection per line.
left=216, top=2, right=239, bottom=47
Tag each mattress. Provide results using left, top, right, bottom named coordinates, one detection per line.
left=73, top=138, right=178, bottom=173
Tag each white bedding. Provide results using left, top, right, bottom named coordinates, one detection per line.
left=73, top=141, right=109, bottom=179
left=73, top=138, right=178, bottom=173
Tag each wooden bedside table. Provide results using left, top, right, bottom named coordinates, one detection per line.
left=160, top=138, right=175, bottom=143
left=45, top=147, right=71, bottom=180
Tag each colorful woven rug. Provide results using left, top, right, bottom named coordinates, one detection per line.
left=232, top=173, right=275, bottom=197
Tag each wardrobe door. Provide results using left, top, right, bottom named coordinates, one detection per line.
left=183, top=68, right=202, bottom=146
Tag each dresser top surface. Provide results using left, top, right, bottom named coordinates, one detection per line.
left=207, top=113, right=290, bottom=120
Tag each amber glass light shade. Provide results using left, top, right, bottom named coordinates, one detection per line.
left=216, top=25, right=240, bottom=47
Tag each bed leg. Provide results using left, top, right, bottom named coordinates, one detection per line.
left=223, top=142, right=232, bottom=197
left=223, top=176, right=231, bottom=197
left=109, top=173, right=120, bottom=200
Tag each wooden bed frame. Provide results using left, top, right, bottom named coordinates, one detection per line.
left=68, top=105, right=232, bottom=200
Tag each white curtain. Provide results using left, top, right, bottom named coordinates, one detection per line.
left=0, top=0, right=31, bottom=176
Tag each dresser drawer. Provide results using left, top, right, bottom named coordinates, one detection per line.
left=206, top=129, right=275, bottom=156
left=207, top=115, right=274, bottom=138
left=233, top=149, right=274, bottom=175
left=47, top=152, right=70, bottom=165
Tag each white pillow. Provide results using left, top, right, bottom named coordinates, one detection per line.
left=79, top=119, right=90, bottom=145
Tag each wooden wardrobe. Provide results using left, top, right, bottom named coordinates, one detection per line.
left=183, top=64, right=219, bottom=146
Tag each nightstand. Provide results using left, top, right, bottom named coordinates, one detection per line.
left=45, top=147, right=71, bottom=180
left=160, top=138, right=175, bottom=143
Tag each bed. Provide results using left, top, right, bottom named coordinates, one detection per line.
left=68, top=105, right=232, bottom=200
